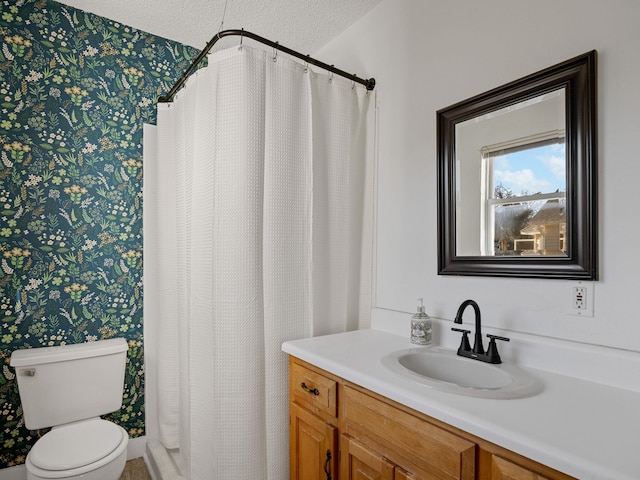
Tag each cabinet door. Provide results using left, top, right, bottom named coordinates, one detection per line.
left=394, top=466, right=432, bottom=480
left=290, top=403, right=337, bottom=480
left=343, top=386, right=475, bottom=480
left=478, top=448, right=575, bottom=480
left=341, top=434, right=395, bottom=480
left=490, top=455, right=551, bottom=480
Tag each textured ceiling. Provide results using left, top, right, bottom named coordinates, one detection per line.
left=53, top=0, right=383, bottom=54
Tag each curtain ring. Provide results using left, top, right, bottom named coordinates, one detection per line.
left=328, top=71, right=334, bottom=84
left=273, top=42, right=278, bottom=62
left=238, top=28, right=244, bottom=50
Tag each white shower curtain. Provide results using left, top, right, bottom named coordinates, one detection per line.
left=148, top=45, right=373, bottom=479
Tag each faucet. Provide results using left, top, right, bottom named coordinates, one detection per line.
left=452, top=299, right=510, bottom=364
left=454, top=299, right=484, bottom=355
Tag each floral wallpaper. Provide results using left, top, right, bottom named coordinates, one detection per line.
left=0, top=0, right=198, bottom=468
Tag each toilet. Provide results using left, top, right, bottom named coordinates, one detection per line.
left=10, top=338, right=129, bottom=480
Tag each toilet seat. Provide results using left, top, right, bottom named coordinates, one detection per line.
left=26, top=419, right=128, bottom=478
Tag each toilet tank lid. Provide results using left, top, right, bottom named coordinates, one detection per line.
left=10, top=338, right=128, bottom=367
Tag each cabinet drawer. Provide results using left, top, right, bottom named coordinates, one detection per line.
left=489, top=455, right=551, bottom=480
left=478, top=449, right=575, bottom=480
left=290, top=361, right=338, bottom=418
left=343, top=386, right=475, bottom=480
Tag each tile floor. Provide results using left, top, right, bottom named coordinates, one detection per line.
left=119, top=458, right=153, bottom=480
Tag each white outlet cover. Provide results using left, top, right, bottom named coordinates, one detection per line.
left=567, top=282, right=594, bottom=317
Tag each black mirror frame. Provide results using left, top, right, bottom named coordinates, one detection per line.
left=437, top=51, right=597, bottom=280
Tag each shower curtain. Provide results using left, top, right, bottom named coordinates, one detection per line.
left=148, top=45, right=373, bottom=479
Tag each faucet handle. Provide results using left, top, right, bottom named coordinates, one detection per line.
left=487, top=334, right=510, bottom=342
left=485, top=334, right=510, bottom=364
left=451, top=327, right=472, bottom=353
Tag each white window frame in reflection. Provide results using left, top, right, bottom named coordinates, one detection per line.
left=480, top=131, right=566, bottom=257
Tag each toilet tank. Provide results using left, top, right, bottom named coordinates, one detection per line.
left=10, top=338, right=128, bottom=430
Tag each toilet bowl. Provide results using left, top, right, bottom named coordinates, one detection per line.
left=25, top=418, right=128, bottom=480
left=10, top=339, right=130, bottom=480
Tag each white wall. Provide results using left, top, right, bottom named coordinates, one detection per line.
left=316, top=0, right=640, bottom=352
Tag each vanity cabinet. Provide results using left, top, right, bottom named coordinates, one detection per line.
left=477, top=449, right=558, bottom=480
left=289, top=360, right=339, bottom=480
left=340, top=435, right=395, bottom=479
left=289, top=357, right=574, bottom=480
left=342, top=385, right=475, bottom=479
left=341, top=434, right=428, bottom=480
left=290, top=403, right=338, bottom=480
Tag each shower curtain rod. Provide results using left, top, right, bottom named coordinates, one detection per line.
left=158, top=28, right=376, bottom=103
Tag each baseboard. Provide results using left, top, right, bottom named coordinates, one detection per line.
left=127, top=435, right=147, bottom=460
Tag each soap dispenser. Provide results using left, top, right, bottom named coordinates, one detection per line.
left=410, top=298, right=432, bottom=346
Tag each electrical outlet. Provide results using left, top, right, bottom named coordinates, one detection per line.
left=573, top=287, right=587, bottom=310
left=568, top=282, right=594, bottom=317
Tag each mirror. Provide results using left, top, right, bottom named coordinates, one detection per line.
left=437, top=51, right=597, bottom=279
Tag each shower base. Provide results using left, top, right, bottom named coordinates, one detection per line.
left=146, top=439, right=185, bottom=480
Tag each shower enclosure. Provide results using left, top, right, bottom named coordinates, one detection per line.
left=143, top=39, right=375, bottom=480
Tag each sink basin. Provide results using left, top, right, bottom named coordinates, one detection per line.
left=381, top=347, right=542, bottom=399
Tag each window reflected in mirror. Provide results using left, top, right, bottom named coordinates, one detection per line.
left=485, top=136, right=566, bottom=257
left=455, top=88, right=567, bottom=257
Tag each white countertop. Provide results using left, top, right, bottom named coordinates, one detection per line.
left=282, top=328, right=640, bottom=480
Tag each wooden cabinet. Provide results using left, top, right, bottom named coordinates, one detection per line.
left=290, top=360, right=338, bottom=419
left=289, top=357, right=574, bottom=480
left=290, top=403, right=337, bottom=480
left=341, top=434, right=433, bottom=480
left=289, top=359, right=339, bottom=480
left=487, top=455, right=550, bottom=480
left=477, top=448, right=567, bottom=480
left=341, top=435, right=395, bottom=480
left=342, top=386, right=475, bottom=480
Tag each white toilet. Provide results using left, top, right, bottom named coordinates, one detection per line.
left=10, top=338, right=130, bottom=480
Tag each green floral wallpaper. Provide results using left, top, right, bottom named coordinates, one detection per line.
left=0, top=0, right=198, bottom=468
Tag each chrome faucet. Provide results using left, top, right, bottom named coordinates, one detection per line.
left=452, top=299, right=510, bottom=364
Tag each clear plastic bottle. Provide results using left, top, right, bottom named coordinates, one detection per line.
left=410, top=298, right=432, bottom=346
